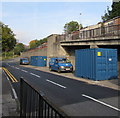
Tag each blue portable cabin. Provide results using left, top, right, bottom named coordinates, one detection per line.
left=30, top=56, right=47, bottom=67
left=75, top=48, right=118, bottom=81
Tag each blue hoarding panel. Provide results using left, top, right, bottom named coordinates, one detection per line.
left=75, top=48, right=118, bottom=81
left=30, top=56, right=47, bottom=67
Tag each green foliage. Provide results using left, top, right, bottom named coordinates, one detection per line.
left=29, top=38, right=47, bottom=49
left=109, top=1, right=120, bottom=19
left=14, top=43, right=25, bottom=55
left=1, top=23, right=16, bottom=52
left=64, top=21, right=81, bottom=34
left=37, top=38, right=47, bottom=46
left=102, top=1, right=120, bottom=22
left=29, top=40, right=38, bottom=49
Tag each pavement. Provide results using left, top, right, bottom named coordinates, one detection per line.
left=21, top=64, right=120, bottom=91
left=1, top=67, right=19, bottom=117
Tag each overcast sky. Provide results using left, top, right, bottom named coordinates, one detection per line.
left=2, top=1, right=112, bottom=45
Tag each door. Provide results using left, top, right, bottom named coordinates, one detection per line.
left=96, top=49, right=117, bottom=80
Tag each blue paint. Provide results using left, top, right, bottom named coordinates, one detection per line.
left=30, top=56, right=47, bottom=67
left=75, top=48, right=118, bottom=81
left=49, top=57, right=73, bottom=72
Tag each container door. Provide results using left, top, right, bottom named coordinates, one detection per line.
left=96, top=49, right=117, bottom=80
left=106, top=49, right=118, bottom=79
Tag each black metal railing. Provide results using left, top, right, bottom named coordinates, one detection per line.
left=78, top=25, right=120, bottom=40
left=20, top=77, right=66, bottom=118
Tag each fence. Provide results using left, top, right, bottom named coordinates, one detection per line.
left=78, top=25, right=120, bottom=39
left=20, top=77, right=66, bottom=118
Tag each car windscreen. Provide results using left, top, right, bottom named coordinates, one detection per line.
left=21, top=59, right=29, bottom=62
left=58, top=59, right=70, bottom=63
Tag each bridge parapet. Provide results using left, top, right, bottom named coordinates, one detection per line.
left=79, top=25, right=120, bottom=40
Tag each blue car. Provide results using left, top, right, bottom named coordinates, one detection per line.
left=49, top=58, right=73, bottom=73
left=20, top=58, right=29, bottom=65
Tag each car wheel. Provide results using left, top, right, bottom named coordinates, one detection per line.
left=58, top=68, right=61, bottom=73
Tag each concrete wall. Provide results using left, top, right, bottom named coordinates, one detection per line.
left=47, top=34, right=67, bottom=66
left=21, top=47, right=47, bottom=58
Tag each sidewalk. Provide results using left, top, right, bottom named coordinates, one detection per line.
left=22, top=65, right=120, bottom=91
left=1, top=68, right=19, bottom=117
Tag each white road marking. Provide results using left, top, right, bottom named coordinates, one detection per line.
left=6, top=76, right=10, bottom=81
left=46, top=79, right=66, bottom=89
left=30, top=73, right=41, bottom=78
left=82, top=94, right=120, bottom=112
left=21, top=69, right=28, bottom=73
left=15, top=67, right=19, bottom=69
left=12, top=88, right=18, bottom=99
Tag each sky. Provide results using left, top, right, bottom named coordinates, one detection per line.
left=2, top=1, right=112, bottom=45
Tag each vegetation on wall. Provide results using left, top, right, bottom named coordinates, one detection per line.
left=29, top=38, right=47, bottom=49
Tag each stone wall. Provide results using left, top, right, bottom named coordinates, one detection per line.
left=21, top=47, right=47, bottom=58
left=47, top=34, right=67, bottom=66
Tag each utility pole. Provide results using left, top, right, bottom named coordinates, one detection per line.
left=79, top=13, right=82, bottom=38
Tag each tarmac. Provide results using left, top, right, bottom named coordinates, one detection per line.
left=1, top=58, right=119, bottom=117
left=22, top=65, right=120, bottom=91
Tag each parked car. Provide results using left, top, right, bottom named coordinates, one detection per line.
left=20, top=58, right=29, bottom=65
left=49, top=58, right=73, bottom=73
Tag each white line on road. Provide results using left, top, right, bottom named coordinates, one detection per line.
left=30, top=73, right=41, bottom=78
left=21, top=69, right=28, bottom=73
left=15, top=67, right=19, bottom=69
left=46, top=79, right=66, bottom=89
left=82, top=94, right=120, bottom=112
left=12, top=88, right=18, bottom=99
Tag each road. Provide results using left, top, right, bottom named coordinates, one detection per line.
left=2, top=60, right=120, bottom=117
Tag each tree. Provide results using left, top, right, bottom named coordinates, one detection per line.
left=109, top=1, right=120, bottom=19
left=2, top=23, right=16, bottom=52
left=29, top=38, right=48, bottom=49
left=37, top=38, right=47, bottom=46
left=64, top=21, right=81, bottom=34
left=102, top=1, right=120, bottom=21
left=29, top=40, right=38, bottom=49
left=14, top=43, right=25, bottom=55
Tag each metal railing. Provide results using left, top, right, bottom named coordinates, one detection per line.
left=20, top=77, right=66, bottom=118
left=78, top=25, right=120, bottom=40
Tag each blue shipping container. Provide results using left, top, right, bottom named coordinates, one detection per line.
left=75, top=48, right=118, bottom=81
left=30, top=56, right=47, bottom=67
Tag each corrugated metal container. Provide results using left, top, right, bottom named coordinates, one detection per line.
left=75, top=48, right=118, bottom=81
left=30, top=56, right=47, bottom=67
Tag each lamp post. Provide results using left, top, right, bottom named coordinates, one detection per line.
left=79, top=13, right=82, bottom=30
left=79, top=13, right=82, bottom=38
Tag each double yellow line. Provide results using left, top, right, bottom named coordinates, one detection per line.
left=2, top=67, right=18, bottom=83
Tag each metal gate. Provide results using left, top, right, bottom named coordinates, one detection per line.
left=20, top=77, right=66, bottom=118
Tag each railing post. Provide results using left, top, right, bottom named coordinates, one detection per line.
left=20, top=77, right=66, bottom=118
left=20, top=77, right=23, bottom=117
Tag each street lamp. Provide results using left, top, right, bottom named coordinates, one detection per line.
left=79, top=13, right=82, bottom=38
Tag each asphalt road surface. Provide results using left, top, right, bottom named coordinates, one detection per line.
left=2, top=60, right=120, bottom=117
